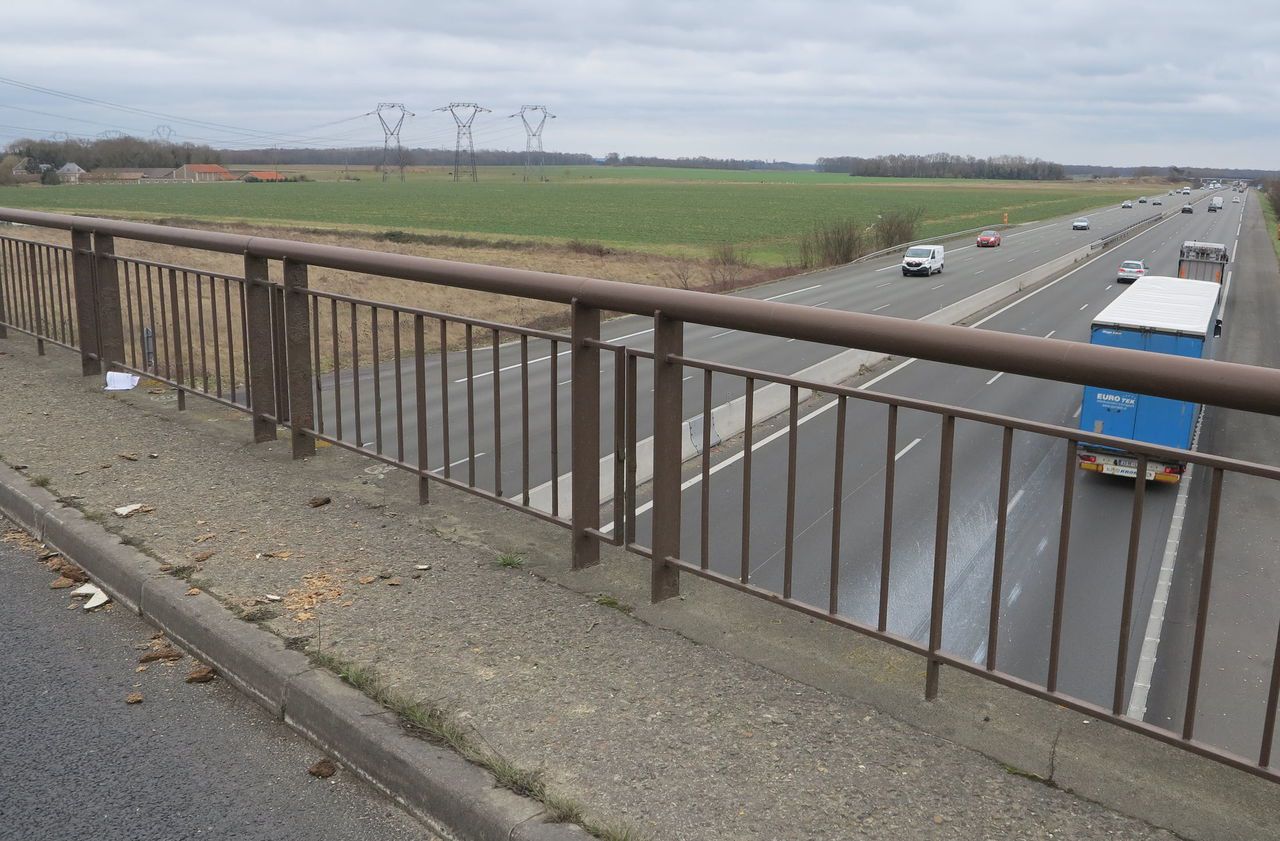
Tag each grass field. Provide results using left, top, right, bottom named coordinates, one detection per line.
left=0, top=166, right=1144, bottom=265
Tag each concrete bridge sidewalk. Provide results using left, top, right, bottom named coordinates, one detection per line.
left=0, top=336, right=1272, bottom=840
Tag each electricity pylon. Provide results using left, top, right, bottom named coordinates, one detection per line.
left=434, top=103, right=489, bottom=182
left=509, top=105, right=555, bottom=182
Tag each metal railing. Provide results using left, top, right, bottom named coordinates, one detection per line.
left=1, top=207, right=1279, bottom=784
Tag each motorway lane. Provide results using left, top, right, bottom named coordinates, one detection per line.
left=1144, top=191, right=1280, bottom=762
left=629, top=189, right=1241, bottom=710
left=315, top=196, right=1172, bottom=502
left=0, top=526, right=436, bottom=841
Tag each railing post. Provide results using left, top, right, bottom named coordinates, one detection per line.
left=69, top=230, right=99, bottom=374
left=925, top=414, right=956, bottom=700
left=283, top=259, right=315, bottom=458
left=271, top=281, right=289, bottom=423
left=650, top=311, right=683, bottom=601
left=26, top=242, right=45, bottom=355
left=243, top=254, right=277, bottom=443
left=571, top=300, right=601, bottom=570
left=92, top=233, right=126, bottom=371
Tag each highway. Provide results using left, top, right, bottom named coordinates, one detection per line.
left=628, top=189, right=1265, bottom=735
left=319, top=195, right=1170, bottom=504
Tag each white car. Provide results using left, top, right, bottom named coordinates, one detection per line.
left=1122, top=200, right=1134, bottom=208
left=1233, top=196, right=1242, bottom=203
left=1072, top=218, right=1090, bottom=231
left=1116, top=260, right=1147, bottom=284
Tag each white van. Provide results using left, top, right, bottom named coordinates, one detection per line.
left=901, top=244, right=944, bottom=276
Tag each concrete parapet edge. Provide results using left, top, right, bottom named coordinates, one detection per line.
left=0, top=462, right=582, bottom=841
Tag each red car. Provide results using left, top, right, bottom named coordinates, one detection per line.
left=976, top=230, right=1002, bottom=247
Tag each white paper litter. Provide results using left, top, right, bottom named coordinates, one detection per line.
left=113, top=504, right=144, bottom=518
left=70, top=582, right=110, bottom=610
left=104, top=372, right=141, bottom=391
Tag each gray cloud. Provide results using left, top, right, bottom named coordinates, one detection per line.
left=2, top=0, right=1277, bottom=166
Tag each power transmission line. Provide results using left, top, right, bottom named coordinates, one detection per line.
left=433, top=103, right=489, bottom=182
left=509, top=105, right=555, bottom=182
left=370, top=103, right=414, bottom=182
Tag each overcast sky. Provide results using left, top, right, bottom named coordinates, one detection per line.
left=2, top=0, right=1277, bottom=168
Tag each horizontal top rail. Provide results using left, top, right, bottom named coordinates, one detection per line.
left=4, top=207, right=1279, bottom=416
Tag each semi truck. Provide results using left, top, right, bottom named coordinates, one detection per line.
left=1078, top=277, right=1221, bottom=483
left=1177, top=240, right=1230, bottom=282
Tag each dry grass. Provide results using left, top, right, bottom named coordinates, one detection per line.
left=1, top=220, right=785, bottom=378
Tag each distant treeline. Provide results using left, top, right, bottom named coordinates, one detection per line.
left=602, top=153, right=813, bottom=171
left=817, top=153, right=1065, bottom=180
left=1063, top=164, right=1280, bottom=181
left=217, top=147, right=595, bottom=167
left=5, top=137, right=222, bottom=169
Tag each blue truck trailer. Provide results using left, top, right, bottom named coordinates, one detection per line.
left=1078, top=276, right=1221, bottom=483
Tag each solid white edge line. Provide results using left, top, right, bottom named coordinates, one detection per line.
left=763, top=283, right=822, bottom=302
left=986, top=372, right=1004, bottom=385
left=1126, top=409, right=1206, bottom=721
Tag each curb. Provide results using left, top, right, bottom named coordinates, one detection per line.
left=0, top=462, right=589, bottom=841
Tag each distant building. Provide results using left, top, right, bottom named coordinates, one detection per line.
left=174, top=163, right=234, bottom=182
left=242, top=170, right=286, bottom=182
left=84, top=168, right=145, bottom=184
left=57, top=162, right=86, bottom=184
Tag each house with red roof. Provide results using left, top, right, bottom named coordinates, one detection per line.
left=174, top=163, right=234, bottom=182
left=242, top=170, right=287, bottom=182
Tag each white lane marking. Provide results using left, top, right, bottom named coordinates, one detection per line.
left=1008, top=582, right=1023, bottom=605
left=1035, top=536, right=1049, bottom=555
left=1031, top=249, right=1040, bottom=254
left=974, top=270, right=985, bottom=275
left=460, top=325, right=655, bottom=382
left=1079, top=304, right=1090, bottom=311
left=874, top=282, right=892, bottom=289
left=426, top=452, right=487, bottom=474
left=1106, top=285, right=1113, bottom=291
left=1044, top=330, right=1056, bottom=338
left=710, top=329, right=735, bottom=339
left=1006, top=257, right=1016, bottom=262
left=814, top=300, right=830, bottom=307
left=1072, top=405, right=1081, bottom=419
left=985, top=372, right=1004, bottom=385
left=682, top=375, right=693, bottom=382
left=558, top=378, right=572, bottom=386
left=931, top=284, right=944, bottom=290
left=872, top=304, right=891, bottom=312
left=606, top=209, right=1189, bottom=533
left=875, top=265, right=898, bottom=273
left=1128, top=408, right=1207, bottom=721
left=763, top=283, right=822, bottom=302
left=1222, top=270, right=1232, bottom=307
left=1007, top=488, right=1025, bottom=513
left=1151, top=248, right=1158, bottom=254
left=894, top=437, right=922, bottom=460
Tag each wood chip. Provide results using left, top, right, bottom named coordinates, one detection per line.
left=358, top=576, right=377, bottom=585
left=125, top=692, right=144, bottom=704
left=193, top=533, right=215, bottom=544
left=190, top=550, right=216, bottom=562
left=308, top=496, right=331, bottom=508
left=117, top=453, right=139, bottom=462
left=185, top=665, right=216, bottom=684
left=185, top=587, right=201, bottom=596
left=139, top=647, right=184, bottom=664
left=308, top=758, right=337, bottom=778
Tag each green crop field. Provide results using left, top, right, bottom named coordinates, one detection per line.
left=0, top=166, right=1142, bottom=265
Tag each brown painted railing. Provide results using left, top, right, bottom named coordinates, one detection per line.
left=1, top=207, right=1278, bottom=784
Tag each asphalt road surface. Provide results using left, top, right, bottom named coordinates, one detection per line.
left=0, top=527, right=436, bottom=841
left=628, top=189, right=1270, bottom=742
left=314, top=195, right=1165, bottom=503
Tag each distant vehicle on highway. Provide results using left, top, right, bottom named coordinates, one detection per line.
left=900, top=244, right=944, bottom=276
left=1122, top=200, right=1134, bottom=208
left=1233, top=196, right=1242, bottom=203
left=1116, top=259, right=1147, bottom=283
left=1138, top=197, right=1147, bottom=203
left=1072, top=217, right=1091, bottom=230
left=1182, top=187, right=1192, bottom=195
left=1181, top=204, right=1194, bottom=214
left=1152, top=198, right=1163, bottom=205
left=1208, top=196, right=1224, bottom=212
left=1078, top=277, right=1221, bottom=483
left=976, top=230, right=1001, bottom=247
